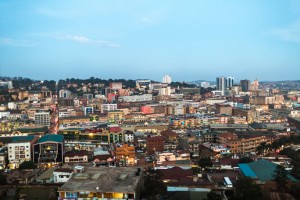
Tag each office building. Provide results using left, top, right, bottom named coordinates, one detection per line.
left=227, top=77, right=234, bottom=88
left=34, top=111, right=51, bottom=126
left=7, top=136, right=38, bottom=169
left=32, top=134, right=64, bottom=166
left=162, top=75, right=172, bottom=84
left=216, top=76, right=227, bottom=95
left=240, top=79, right=250, bottom=92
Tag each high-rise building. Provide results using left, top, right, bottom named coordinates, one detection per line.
left=34, top=111, right=51, bottom=126
left=240, top=79, right=250, bottom=92
left=162, top=75, right=172, bottom=84
left=227, top=77, right=234, bottom=89
left=216, top=76, right=227, bottom=95
left=201, top=82, right=210, bottom=88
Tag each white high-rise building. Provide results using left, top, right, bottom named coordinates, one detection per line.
left=34, top=111, right=50, bottom=126
left=162, top=75, right=172, bottom=84
left=216, top=76, right=227, bottom=96
left=201, top=82, right=210, bottom=88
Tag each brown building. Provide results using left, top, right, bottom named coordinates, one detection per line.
left=146, top=136, right=165, bottom=155
left=217, top=133, right=238, bottom=144
left=216, top=104, right=233, bottom=116
left=114, top=143, right=135, bottom=165
left=160, top=129, right=178, bottom=143
left=226, top=135, right=270, bottom=154
left=64, top=150, right=90, bottom=163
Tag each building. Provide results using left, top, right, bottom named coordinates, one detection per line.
left=83, top=106, right=94, bottom=116
left=59, top=89, right=72, bottom=98
left=240, top=79, right=250, bottom=92
left=115, top=143, right=135, bottom=166
left=119, top=94, right=153, bottom=102
left=101, top=104, right=117, bottom=113
left=160, top=129, right=178, bottom=143
left=58, top=166, right=143, bottom=200
left=124, top=131, right=135, bottom=143
left=162, top=75, right=172, bottom=84
left=226, top=135, right=269, bottom=154
left=159, top=87, right=171, bottom=96
left=34, top=111, right=51, bottom=126
left=64, top=150, right=90, bottom=163
left=53, top=168, right=74, bottom=183
left=227, top=77, right=234, bottom=88
left=0, top=148, right=7, bottom=170
left=216, top=76, right=227, bottom=95
left=146, top=136, right=165, bottom=155
left=201, top=82, right=210, bottom=88
left=109, top=82, right=123, bottom=89
left=216, top=104, right=233, bottom=116
left=107, top=110, right=124, bottom=123
left=7, top=136, right=38, bottom=169
left=32, top=134, right=64, bottom=166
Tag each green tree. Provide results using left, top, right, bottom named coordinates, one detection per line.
left=205, top=191, right=223, bottom=200
left=198, top=157, right=213, bottom=170
left=235, top=176, right=263, bottom=200
left=143, top=167, right=166, bottom=200
left=272, top=165, right=288, bottom=192
left=0, top=173, right=7, bottom=185
left=238, top=157, right=254, bottom=164
left=19, top=161, right=37, bottom=170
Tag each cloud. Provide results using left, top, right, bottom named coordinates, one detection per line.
left=59, top=35, right=120, bottom=47
left=0, top=38, right=35, bottom=47
left=273, top=20, right=300, bottom=43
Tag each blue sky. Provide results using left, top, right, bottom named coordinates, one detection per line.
left=1, top=0, right=300, bottom=82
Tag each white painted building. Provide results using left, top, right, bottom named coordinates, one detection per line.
left=124, top=132, right=135, bottom=143
left=8, top=102, right=17, bottom=110
left=159, top=87, right=171, bottom=96
left=201, top=82, right=210, bottom=88
left=34, top=111, right=50, bottom=126
left=53, top=169, right=73, bottom=183
left=162, top=75, right=172, bottom=84
left=8, top=136, right=36, bottom=169
left=0, top=111, right=10, bottom=119
left=119, top=94, right=153, bottom=102
left=101, top=104, right=118, bottom=113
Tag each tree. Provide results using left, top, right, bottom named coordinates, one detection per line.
left=0, top=174, right=7, bottom=185
left=238, top=157, right=254, bottom=164
left=143, top=167, right=166, bottom=199
left=19, top=161, right=37, bottom=170
left=235, top=176, right=263, bottom=200
left=272, top=165, right=288, bottom=192
left=198, top=157, right=212, bottom=170
left=205, top=191, right=223, bottom=200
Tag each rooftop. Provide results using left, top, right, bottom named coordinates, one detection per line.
left=59, top=166, right=142, bottom=193
left=37, top=134, right=64, bottom=144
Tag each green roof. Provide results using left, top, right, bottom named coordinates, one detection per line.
left=12, top=135, right=35, bottom=142
left=37, top=134, right=64, bottom=144
left=16, top=126, right=48, bottom=133
left=239, top=159, right=298, bottom=182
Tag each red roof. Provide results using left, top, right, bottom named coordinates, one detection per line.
left=109, top=127, right=122, bottom=133
left=158, top=167, right=193, bottom=179
left=146, top=136, right=165, bottom=142
left=161, top=129, right=178, bottom=138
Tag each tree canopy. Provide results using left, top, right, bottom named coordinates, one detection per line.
left=19, top=161, right=37, bottom=170
left=235, top=176, right=263, bottom=200
left=143, top=167, right=166, bottom=199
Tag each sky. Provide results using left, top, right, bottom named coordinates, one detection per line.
left=1, top=0, right=300, bottom=82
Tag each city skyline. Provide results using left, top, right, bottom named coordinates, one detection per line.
left=1, top=0, right=300, bottom=81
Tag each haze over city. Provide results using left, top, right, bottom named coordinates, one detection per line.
left=1, top=0, right=300, bottom=81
